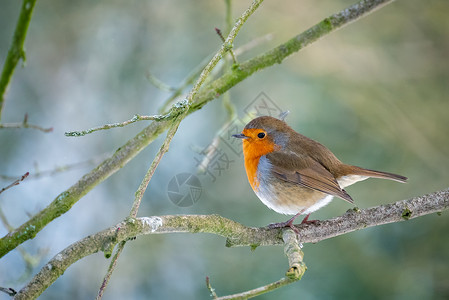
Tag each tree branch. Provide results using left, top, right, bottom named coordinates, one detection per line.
left=0, top=0, right=38, bottom=121
left=95, top=118, right=183, bottom=298
left=0, top=114, right=52, bottom=132
left=190, top=0, right=395, bottom=112
left=0, top=172, right=29, bottom=195
left=211, top=230, right=307, bottom=300
left=64, top=113, right=174, bottom=137
left=94, top=1, right=265, bottom=297
left=0, top=0, right=395, bottom=259
left=11, top=189, right=448, bottom=299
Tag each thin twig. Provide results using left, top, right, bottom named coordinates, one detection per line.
left=0, top=122, right=53, bottom=132
left=197, top=110, right=235, bottom=175
left=216, top=277, right=297, bottom=300
left=96, top=119, right=182, bottom=299
left=0, top=207, right=13, bottom=231
left=145, top=71, right=177, bottom=92
left=190, top=0, right=396, bottom=112
left=206, top=276, right=218, bottom=299
left=1, top=0, right=396, bottom=260
left=96, top=241, right=126, bottom=300
left=0, top=287, right=17, bottom=297
left=215, top=28, right=237, bottom=64
left=198, top=1, right=238, bottom=175
left=158, top=54, right=213, bottom=114
left=210, top=229, right=306, bottom=300
left=185, top=0, right=265, bottom=106
left=130, top=119, right=182, bottom=218
left=158, top=33, right=273, bottom=114
left=0, top=172, right=29, bottom=195
left=94, top=4, right=245, bottom=279
left=0, top=114, right=53, bottom=132
left=64, top=113, right=174, bottom=137
left=0, top=156, right=108, bottom=181
left=234, top=33, right=273, bottom=56
left=0, top=0, right=38, bottom=121
left=94, top=0, right=261, bottom=292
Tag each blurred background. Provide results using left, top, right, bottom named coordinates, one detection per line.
left=0, top=0, right=448, bottom=299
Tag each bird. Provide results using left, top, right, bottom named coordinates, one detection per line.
left=232, top=115, right=407, bottom=231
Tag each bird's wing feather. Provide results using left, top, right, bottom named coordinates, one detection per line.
left=267, top=152, right=354, bottom=203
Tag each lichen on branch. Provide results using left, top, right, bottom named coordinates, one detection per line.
left=12, top=189, right=449, bottom=299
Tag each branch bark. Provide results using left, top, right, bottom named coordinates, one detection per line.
left=12, top=189, right=448, bottom=299
left=0, top=0, right=37, bottom=121
left=0, top=0, right=395, bottom=259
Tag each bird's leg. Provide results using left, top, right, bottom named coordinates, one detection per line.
left=267, top=211, right=304, bottom=235
left=300, top=213, right=319, bottom=225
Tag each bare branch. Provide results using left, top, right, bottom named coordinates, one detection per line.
left=0, top=0, right=38, bottom=121
left=96, top=241, right=126, bottom=300
left=0, top=172, right=29, bottom=195
left=0, top=0, right=397, bottom=259
left=185, top=0, right=264, bottom=106
left=145, top=71, right=177, bottom=92
left=216, top=278, right=297, bottom=300
left=206, top=276, right=218, bottom=299
left=64, top=112, right=180, bottom=137
left=215, top=27, right=237, bottom=64
left=0, top=287, right=17, bottom=297
left=0, top=156, right=107, bottom=181
left=158, top=32, right=273, bottom=114
left=94, top=1, right=265, bottom=296
left=0, top=114, right=53, bottom=132
left=12, top=189, right=448, bottom=299
left=95, top=119, right=183, bottom=298
left=283, top=229, right=306, bottom=280
left=212, top=230, right=307, bottom=299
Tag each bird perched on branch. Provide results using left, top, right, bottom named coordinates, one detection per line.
left=233, top=114, right=407, bottom=232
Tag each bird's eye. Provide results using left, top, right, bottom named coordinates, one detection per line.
left=257, top=132, right=266, bottom=139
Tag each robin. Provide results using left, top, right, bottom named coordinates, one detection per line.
left=232, top=115, right=407, bottom=231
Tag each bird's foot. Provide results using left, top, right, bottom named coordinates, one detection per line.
left=267, top=213, right=301, bottom=235
left=300, top=214, right=319, bottom=225
left=267, top=220, right=300, bottom=236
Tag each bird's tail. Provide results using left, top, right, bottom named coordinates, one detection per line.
left=351, top=166, right=408, bottom=183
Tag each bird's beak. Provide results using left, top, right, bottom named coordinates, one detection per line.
left=232, top=133, right=248, bottom=139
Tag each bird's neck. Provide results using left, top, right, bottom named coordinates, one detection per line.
left=242, top=140, right=279, bottom=160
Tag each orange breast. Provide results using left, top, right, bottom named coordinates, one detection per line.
left=241, top=128, right=279, bottom=193
left=244, top=156, right=261, bottom=191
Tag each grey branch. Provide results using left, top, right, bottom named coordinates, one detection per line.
left=12, top=189, right=448, bottom=299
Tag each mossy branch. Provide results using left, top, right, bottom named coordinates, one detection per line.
left=94, top=1, right=265, bottom=297
left=10, top=189, right=448, bottom=299
left=209, top=230, right=306, bottom=300
left=0, top=0, right=37, bottom=121
left=0, top=0, right=395, bottom=259
left=95, top=118, right=183, bottom=298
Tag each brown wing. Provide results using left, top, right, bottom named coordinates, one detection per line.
left=267, top=152, right=354, bottom=203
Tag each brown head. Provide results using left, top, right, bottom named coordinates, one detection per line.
left=232, top=116, right=293, bottom=160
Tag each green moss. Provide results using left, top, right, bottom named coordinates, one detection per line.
left=250, top=243, right=259, bottom=251
left=352, top=207, right=361, bottom=213
left=401, top=208, right=413, bottom=220
left=322, top=17, right=333, bottom=31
